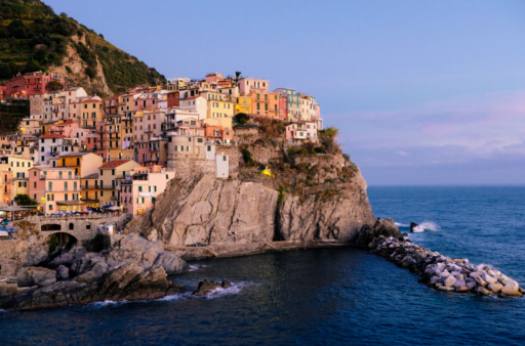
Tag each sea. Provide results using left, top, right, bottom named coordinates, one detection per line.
left=1, top=186, right=524, bottom=345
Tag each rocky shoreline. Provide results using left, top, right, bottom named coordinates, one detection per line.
left=366, top=226, right=523, bottom=297
left=1, top=217, right=522, bottom=310
left=0, top=234, right=186, bottom=310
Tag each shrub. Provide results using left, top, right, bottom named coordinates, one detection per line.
left=14, top=194, right=37, bottom=206
left=233, top=113, right=249, bottom=126
left=319, top=128, right=338, bottom=153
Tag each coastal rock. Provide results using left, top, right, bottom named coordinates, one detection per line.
left=128, top=151, right=375, bottom=258
left=368, top=235, right=523, bottom=297
left=0, top=232, right=187, bottom=310
left=56, top=265, right=69, bottom=281
left=192, top=279, right=232, bottom=297
left=154, top=252, right=186, bottom=275
left=354, top=218, right=402, bottom=249
left=16, top=267, right=56, bottom=287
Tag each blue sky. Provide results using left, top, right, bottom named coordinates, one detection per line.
left=45, top=0, right=525, bottom=185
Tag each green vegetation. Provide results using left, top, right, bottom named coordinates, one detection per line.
left=0, top=0, right=74, bottom=77
left=14, top=194, right=37, bottom=206
left=233, top=113, right=249, bottom=126
left=45, top=79, right=63, bottom=92
left=0, top=99, right=29, bottom=134
left=318, top=127, right=339, bottom=153
left=0, top=0, right=166, bottom=93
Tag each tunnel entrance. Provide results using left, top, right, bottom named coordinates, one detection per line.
left=48, top=232, right=78, bottom=260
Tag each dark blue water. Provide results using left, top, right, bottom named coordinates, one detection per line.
left=1, top=186, right=524, bottom=345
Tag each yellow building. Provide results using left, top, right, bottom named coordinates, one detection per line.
left=80, top=173, right=100, bottom=208
left=206, top=99, right=234, bottom=128
left=80, top=96, right=104, bottom=128
left=55, top=152, right=103, bottom=178
left=6, top=156, right=33, bottom=202
left=98, top=160, right=144, bottom=206
left=235, top=96, right=252, bottom=114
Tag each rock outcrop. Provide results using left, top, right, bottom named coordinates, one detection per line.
left=127, top=122, right=375, bottom=258
left=130, top=166, right=374, bottom=258
left=192, top=280, right=232, bottom=297
left=0, top=234, right=186, bottom=310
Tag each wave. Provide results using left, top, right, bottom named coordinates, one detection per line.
left=412, top=221, right=440, bottom=233
left=85, top=281, right=250, bottom=308
left=156, top=292, right=191, bottom=302
left=188, top=264, right=208, bottom=272
left=88, top=299, right=128, bottom=308
left=394, top=222, right=409, bottom=228
left=202, top=281, right=249, bottom=299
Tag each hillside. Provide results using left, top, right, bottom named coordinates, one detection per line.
left=0, top=0, right=166, bottom=95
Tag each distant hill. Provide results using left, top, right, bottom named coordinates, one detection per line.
left=0, top=0, right=166, bottom=96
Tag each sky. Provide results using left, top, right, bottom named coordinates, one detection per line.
left=45, top=0, right=525, bottom=185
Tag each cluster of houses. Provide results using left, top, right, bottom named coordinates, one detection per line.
left=0, top=71, right=323, bottom=217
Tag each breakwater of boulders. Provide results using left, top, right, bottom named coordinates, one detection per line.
left=368, top=234, right=523, bottom=297
left=355, top=219, right=523, bottom=297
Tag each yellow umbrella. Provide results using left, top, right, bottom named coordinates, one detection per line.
left=261, top=167, right=273, bottom=177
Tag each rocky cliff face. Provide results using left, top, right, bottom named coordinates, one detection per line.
left=130, top=130, right=375, bottom=258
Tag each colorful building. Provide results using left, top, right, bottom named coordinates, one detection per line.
left=119, top=167, right=175, bottom=216
left=98, top=160, right=144, bottom=206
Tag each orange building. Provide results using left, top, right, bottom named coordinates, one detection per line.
left=249, top=90, right=286, bottom=120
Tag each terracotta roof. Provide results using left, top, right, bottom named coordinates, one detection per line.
left=100, top=160, right=131, bottom=169
left=83, top=173, right=99, bottom=179
left=41, top=134, right=65, bottom=139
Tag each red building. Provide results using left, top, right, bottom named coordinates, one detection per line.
left=2, top=71, right=63, bottom=99
left=167, top=91, right=179, bottom=108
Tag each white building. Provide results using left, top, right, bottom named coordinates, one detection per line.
left=285, top=122, right=319, bottom=144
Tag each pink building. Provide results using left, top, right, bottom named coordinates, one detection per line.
left=238, top=78, right=269, bottom=96
left=119, top=167, right=175, bottom=216
left=285, top=122, right=319, bottom=144
left=47, top=120, right=80, bottom=138
left=27, top=167, right=45, bottom=204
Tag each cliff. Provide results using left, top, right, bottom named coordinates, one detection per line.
left=129, top=120, right=375, bottom=258
left=0, top=0, right=165, bottom=95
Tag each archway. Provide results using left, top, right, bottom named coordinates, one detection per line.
left=47, top=232, right=78, bottom=260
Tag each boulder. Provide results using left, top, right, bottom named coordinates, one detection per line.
left=192, top=279, right=232, bottom=297
left=444, top=275, right=456, bottom=289
left=501, top=281, right=522, bottom=297
left=488, top=282, right=503, bottom=294
left=17, top=267, right=56, bottom=287
left=154, top=252, right=186, bottom=275
left=56, top=265, right=69, bottom=281
left=74, top=261, right=109, bottom=283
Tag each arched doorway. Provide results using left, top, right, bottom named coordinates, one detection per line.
left=47, top=232, right=78, bottom=260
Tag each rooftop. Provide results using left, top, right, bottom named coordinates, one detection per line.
left=100, top=160, right=131, bottom=169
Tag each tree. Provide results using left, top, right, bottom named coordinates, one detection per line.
left=14, top=194, right=37, bottom=206
left=233, top=113, right=249, bottom=126
left=319, top=128, right=338, bottom=153
left=46, top=80, right=63, bottom=92
left=234, top=71, right=242, bottom=83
